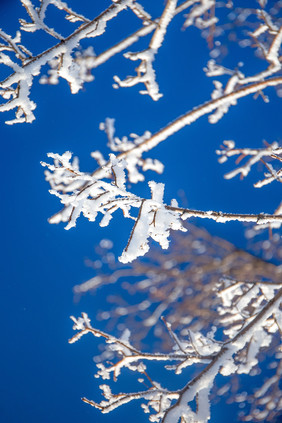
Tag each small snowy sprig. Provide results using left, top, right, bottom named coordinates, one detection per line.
left=113, top=0, right=177, bottom=101
left=40, top=46, right=96, bottom=88
left=217, top=277, right=282, bottom=339
left=205, top=16, right=282, bottom=124
left=70, top=313, right=219, bottom=380
left=217, top=140, right=282, bottom=233
left=205, top=62, right=245, bottom=124
left=129, top=2, right=152, bottom=25
left=119, top=181, right=187, bottom=263
left=41, top=151, right=87, bottom=193
left=216, top=278, right=282, bottom=383
left=183, top=0, right=217, bottom=30
left=0, top=28, right=32, bottom=63
left=99, top=118, right=164, bottom=183
left=216, top=140, right=282, bottom=183
left=20, top=0, right=69, bottom=39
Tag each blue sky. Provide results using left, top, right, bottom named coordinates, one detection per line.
left=1, top=1, right=281, bottom=423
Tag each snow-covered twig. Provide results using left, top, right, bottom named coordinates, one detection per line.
left=216, top=140, right=282, bottom=182
left=113, top=0, right=178, bottom=100
left=183, top=0, right=216, bottom=30
left=217, top=140, right=282, bottom=233
left=0, top=28, right=32, bottom=62
left=86, top=1, right=197, bottom=70
left=204, top=15, right=282, bottom=123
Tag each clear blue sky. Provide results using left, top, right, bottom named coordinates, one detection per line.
left=1, top=1, right=281, bottom=423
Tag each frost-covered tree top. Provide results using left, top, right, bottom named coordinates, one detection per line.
left=2, top=1, right=282, bottom=422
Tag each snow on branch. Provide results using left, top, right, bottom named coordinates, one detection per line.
left=203, top=14, right=282, bottom=123
left=43, top=146, right=282, bottom=263
left=69, top=283, right=282, bottom=423
left=42, top=65, right=282, bottom=233
left=217, top=140, right=282, bottom=233
left=41, top=59, right=282, bottom=263
left=0, top=28, right=32, bottom=61
left=20, top=0, right=65, bottom=39
left=1, top=1, right=281, bottom=123
left=0, top=0, right=135, bottom=124
left=88, top=0, right=207, bottom=70
left=0, top=0, right=207, bottom=124
left=183, top=0, right=216, bottom=30
left=112, top=76, right=282, bottom=157
left=42, top=150, right=185, bottom=263
left=113, top=0, right=177, bottom=100
left=217, top=140, right=282, bottom=184
left=99, top=117, right=164, bottom=183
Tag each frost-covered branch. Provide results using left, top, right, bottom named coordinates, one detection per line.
left=43, top=69, right=282, bottom=236
left=203, top=12, right=282, bottom=123
left=69, top=313, right=216, bottom=374
left=70, top=283, right=282, bottom=423
left=0, top=28, right=32, bottom=62
left=42, top=148, right=282, bottom=263
left=0, top=0, right=135, bottom=124
left=217, top=140, right=282, bottom=234
left=113, top=0, right=177, bottom=100
left=0, top=0, right=212, bottom=123
left=20, top=0, right=65, bottom=40
left=183, top=0, right=216, bottom=30
left=43, top=64, right=282, bottom=263
left=86, top=1, right=200, bottom=70
left=101, top=76, right=282, bottom=158
left=2, top=1, right=281, bottom=123
left=162, top=285, right=282, bottom=423
left=217, top=140, right=282, bottom=184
